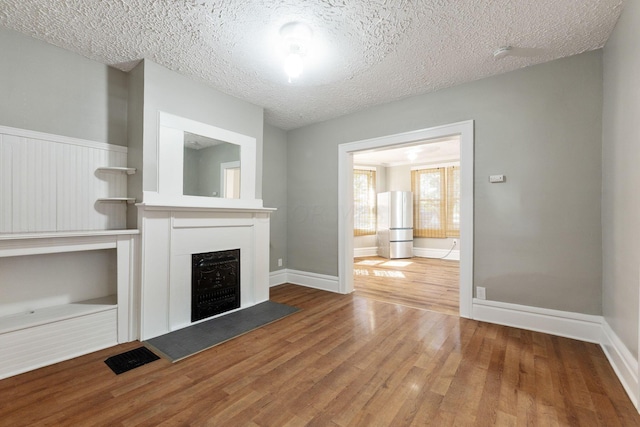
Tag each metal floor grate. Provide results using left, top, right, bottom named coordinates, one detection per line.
left=104, top=346, right=160, bottom=375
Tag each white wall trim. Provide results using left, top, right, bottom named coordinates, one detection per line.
left=271, top=267, right=640, bottom=410
left=473, top=299, right=639, bottom=410
left=413, top=247, right=460, bottom=261
left=354, top=247, right=378, bottom=257
left=601, top=319, right=639, bottom=408
left=269, top=269, right=288, bottom=287
left=338, top=120, right=474, bottom=314
left=0, top=124, right=127, bottom=152
left=472, top=299, right=603, bottom=343
left=352, top=246, right=460, bottom=259
left=286, top=270, right=341, bottom=293
left=268, top=269, right=340, bottom=293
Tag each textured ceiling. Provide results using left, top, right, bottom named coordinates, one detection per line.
left=0, top=0, right=625, bottom=130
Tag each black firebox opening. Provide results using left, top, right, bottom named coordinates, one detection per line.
left=191, top=249, right=240, bottom=322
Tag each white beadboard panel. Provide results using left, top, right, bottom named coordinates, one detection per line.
left=0, top=308, right=117, bottom=380
left=0, top=136, right=12, bottom=232
left=0, top=127, right=129, bottom=233
left=7, top=135, right=57, bottom=233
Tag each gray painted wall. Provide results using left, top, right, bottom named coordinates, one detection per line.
left=602, top=2, right=640, bottom=358
left=126, top=62, right=144, bottom=228
left=288, top=51, right=603, bottom=315
left=263, top=124, right=288, bottom=271
left=0, top=27, right=128, bottom=145
left=138, top=60, right=264, bottom=198
left=386, top=165, right=411, bottom=192
left=353, top=165, right=386, bottom=250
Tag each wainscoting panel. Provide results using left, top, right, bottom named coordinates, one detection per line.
left=0, top=308, right=117, bottom=380
left=0, top=125, right=128, bottom=233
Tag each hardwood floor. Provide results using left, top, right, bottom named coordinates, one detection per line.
left=1, top=284, right=638, bottom=426
left=354, top=256, right=459, bottom=315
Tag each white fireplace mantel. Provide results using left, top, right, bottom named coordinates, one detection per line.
left=137, top=203, right=274, bottom=340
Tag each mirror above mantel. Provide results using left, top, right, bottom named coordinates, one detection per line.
left=151, top=111, right=262, bottom=209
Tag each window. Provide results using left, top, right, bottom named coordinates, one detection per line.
left=353, top=168, right=376, bottom=236
left=411, top=165, right=460, bottom=238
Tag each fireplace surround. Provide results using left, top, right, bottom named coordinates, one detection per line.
left=137, top=204, right=272, bottom=340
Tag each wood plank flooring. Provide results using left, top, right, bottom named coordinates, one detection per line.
left=354, top=256, right=459, bottom=315
left=1, top=284, right=638, bottom=426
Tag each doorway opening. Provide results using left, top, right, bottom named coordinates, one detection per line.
left=352, top=136, right=460, bottom=315
left=338, top=121, right=474, bottom=318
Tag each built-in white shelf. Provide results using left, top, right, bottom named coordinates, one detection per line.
left=96, top=166, right=136, bottom=175
left=0, top=230, right=136, bottom=379
left=95, top=166, right=136, bottom=205
left=97, top=197, right=136, bottom=204
left=0, top=295, right=116, bottom=335
left=0, top=229, right=139, bottom=241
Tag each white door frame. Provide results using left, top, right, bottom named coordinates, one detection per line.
left=220, top=160, right=241, bottom=198
left=338, top=120, right=474, bottom=318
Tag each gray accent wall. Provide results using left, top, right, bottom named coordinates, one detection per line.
left=602, top=1, right=640, bottom=359
left=126, top=62, right=144, bottom=228
left=0, top=27, right=128, bottom=145
left=138, top=60, right=264, bottom=197
left=288, top=51, right=603, bottom=315
left=263, top=124, right=288, bottom=271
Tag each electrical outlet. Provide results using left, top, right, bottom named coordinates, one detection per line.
left=476, top=287, right=486, bottom=300
left=453, top=239, right=457, bottom=246
left=278, top=258, right=283, bottom=267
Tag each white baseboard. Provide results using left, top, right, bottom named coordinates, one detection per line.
left=354, top=247, right=378, bottom=257
left=286, top=269, right=340, bottom=293
left=270, top=272, right=640, bottom=411
left=269, top=269, right=288, bottom=287
left=473, top=299, right=639, bottom=411
left=472, top=299, right=603, bottom=343
left=601, top=319, right=639, bottom=408
left=268, top=269, right=340, bottom=293
left=413, top=247, right=460, bottom=261
left=352, top=246, right=460, bottom=260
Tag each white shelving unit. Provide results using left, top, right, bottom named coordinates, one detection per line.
left=96, top=166, right=137, bottom=204
left=0, top=295, right=116, bottom=335
left=96, top=167, right=136, bottom=175
left=97, top=197, right=136, bottom=204
left=0, top=230, right=138, bottom=380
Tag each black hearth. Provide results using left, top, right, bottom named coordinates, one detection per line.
left=191, top=249, right=240, bottom=322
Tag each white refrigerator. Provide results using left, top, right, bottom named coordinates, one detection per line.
left=377, top=191, right=413, bottom=259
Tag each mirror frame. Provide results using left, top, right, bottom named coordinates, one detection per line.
left=151, top=111, right=259, bottom=208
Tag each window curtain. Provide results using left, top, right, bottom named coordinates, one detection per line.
left=446, top=166, right=460, bottom=237
left=412, top=168, right=447, bottom=238
left=353, top=169, right=377, bottom=236
left=412, top=166, right=460, bottom=238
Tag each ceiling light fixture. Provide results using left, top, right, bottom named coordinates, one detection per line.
left=280, top=22, right=312, bottom=83
left=493, top=46, right=513, bottom=59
